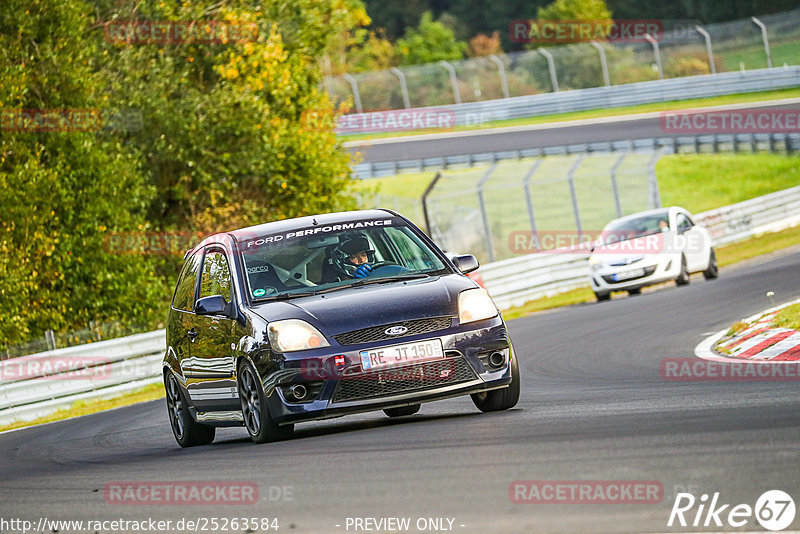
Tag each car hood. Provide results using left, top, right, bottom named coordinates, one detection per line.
left=249, top=274, right=476, bottom=335
left=591, top=233, right=675, bottom=264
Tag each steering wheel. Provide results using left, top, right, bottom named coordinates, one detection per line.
left=365, top=262, right=412, bottom=277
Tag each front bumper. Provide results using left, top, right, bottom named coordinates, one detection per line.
left=260, top=317, right=513, bottom=424
left=589, top=254, right=680, bottom=294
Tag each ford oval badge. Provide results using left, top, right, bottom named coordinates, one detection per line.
left=385, top=325, right=408, bottom=336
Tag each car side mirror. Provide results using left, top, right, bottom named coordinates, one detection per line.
left=452, top=254, right=480, bottom=274
left=195, top=295, right=228, bottom=316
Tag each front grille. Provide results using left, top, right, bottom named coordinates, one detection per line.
left=602, top=265, right=656, bottom=284
left=332, top=355, right=476, bottom=403
left=334, top=316, right=453, bottom=346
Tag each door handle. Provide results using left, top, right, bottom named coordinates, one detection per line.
left=187, top=328, right=198, bottom=341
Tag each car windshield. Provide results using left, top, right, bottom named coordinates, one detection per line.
left=601, top=211, right=670, bottom=245
left=239, top=217, right=449, bottom=300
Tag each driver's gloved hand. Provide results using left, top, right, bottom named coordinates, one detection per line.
left=353, top=264, right=373, bottom=278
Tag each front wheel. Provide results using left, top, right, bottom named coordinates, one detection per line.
left=594, top=291, right=610, bottom=302
left=165, top=373, right=215, bottom=447
left=471, top=349, right=520, bottom=412
left=703, top=248, right=719, bottom=279
left=238, top=360, right=294, bottom=443
left=675, top=255, right=690, bottom=286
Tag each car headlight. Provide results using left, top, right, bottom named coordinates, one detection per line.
left=589, top=256, right=603, bottom=271
left=458, top=288, right=498, bottom=324
left=267, top=319, right=330, bottom=352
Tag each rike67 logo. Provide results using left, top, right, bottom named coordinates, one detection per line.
left=668, top=490, right=796, bottom=531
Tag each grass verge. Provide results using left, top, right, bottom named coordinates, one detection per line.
left=0, top=382, right=164, bottom=433
left=502, top=225, right=800, bottom=319
left=341, top=87, right=800, bottom=142
left=772, top=303, right=800, bottom=330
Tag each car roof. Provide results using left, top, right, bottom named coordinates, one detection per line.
left=186, top=209, right=398, bottom=258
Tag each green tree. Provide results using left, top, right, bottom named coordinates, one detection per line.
left=0, top=0, right=165, bottom=345
left=537, top=0, right=613, bottom=21
left=396, top=12, right=467, bottom=66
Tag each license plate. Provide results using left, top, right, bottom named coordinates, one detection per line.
left=360, top=339, right=444, bottom=371
left=613, top=268, right=645, bottom=281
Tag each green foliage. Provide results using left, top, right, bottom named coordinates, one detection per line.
left=537, top=0, right=612, bottom=21
left=0, top=0, right=365, bottom=348
left=396, top=12, right=467, bottom=66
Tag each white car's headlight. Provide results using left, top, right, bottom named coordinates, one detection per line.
left=458, top=288, right=498, bottom=324
left=589, top=256, right=603, bottom=271
left=268, top=319, right=330, bottom=352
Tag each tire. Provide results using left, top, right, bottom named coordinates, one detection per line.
left=594, top=291, right=610, bottom=302
left=238, top=360, right=294, bottom=443
left=703, top=248, right=719, bottom=280
left=471, top=348, right=520, bottom=412
left=165, top=372, right=215, bottom=447
left=675, top=255, right=690, bottom=286
left=384, top=404, right=421, bottom=418
left=627, top=288, right=642, bottom=295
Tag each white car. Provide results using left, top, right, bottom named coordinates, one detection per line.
left=588, top=207, right=718, bottom=301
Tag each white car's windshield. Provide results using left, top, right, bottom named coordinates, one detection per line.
left=239, top=218, right=448, bottom=300
left=602, top=210, right=670, bottom=245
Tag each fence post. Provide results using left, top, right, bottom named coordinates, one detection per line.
left=477, top=163, right=498, bottom=262
left=567, top=155, right=585, bottom=235
left=695, top=26, right=716, bottom=74
left=522, top=159, right=543, bottom=249
left=390, top=67, right=411, bottom=109
left=537, top=48, right=559, bottom=93
left=45, top=329, right=56, bottom=351
left=751, top=17, right=773, bottom=69
left=342, top=73, right=363, bottom=114
left=488, top=55, right=510, bottom=98
left=421, top=172, right=443, bottom=236
left=647, top=149, right=663, bottom=208
left=644, top=34, right=664, bottom=80
left=590, top=41, right=611, bottom=87
left=439, top=60, right=462, bottom=105
left=609, top=154, right=626, bottom=217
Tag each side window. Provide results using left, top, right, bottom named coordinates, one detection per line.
left=198, top=250, right=232, bottom=303
left=172, top=251, right=201, bottom=312
left=676, top=213, right=693, bottom=233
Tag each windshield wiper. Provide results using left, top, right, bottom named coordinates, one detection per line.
left=343, top=273, right=431, bottom=289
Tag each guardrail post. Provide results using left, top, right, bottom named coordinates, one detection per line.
left=694, top=26, right=716, bottom=74
left=644, top=34, right=664, bottom=80
left=647, top=149, right=663, bottom=208
left=342, top=73, right=363, bottom=114
left=390, top=67, right=411, bottom=109
left=590, top=41, right=611, bottom=87
left=522, top=159, right=543, bottom=249
left=537, top=48, right=559, bottom=92
left=439, top=60, right=462, bottom=105
left=477, top=163, right=498, bottom=262
left=421, top=172, right=443, bottom=235
left=488, top=55, right=510, bottom=98
left=567, top=155, right=584, bottom=236
left=609, top=154, right=626, bottom=217
left=751, top=17, right=773, bottom=69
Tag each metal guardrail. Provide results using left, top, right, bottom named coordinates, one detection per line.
left=0, top=331, right=165, bottom=426
left=480, top=185, right=800, bottom=310
left=353, top=132, right=800, bottom=178
left=1, top=185, right=799, bottom=425
left=343, top=66, right=800, bottom=142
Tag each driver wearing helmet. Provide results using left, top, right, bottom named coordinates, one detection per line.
left=338, top=234, right=375, bottom=278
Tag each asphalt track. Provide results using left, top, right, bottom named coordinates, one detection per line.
left=1, top=248, right=799, bottom=533
left=347, top=101, right=800, bottom=163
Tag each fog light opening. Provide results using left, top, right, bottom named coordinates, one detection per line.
left=290, top=384, right=308, bottom=401
left=489, top=352, right=506, bottom=368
